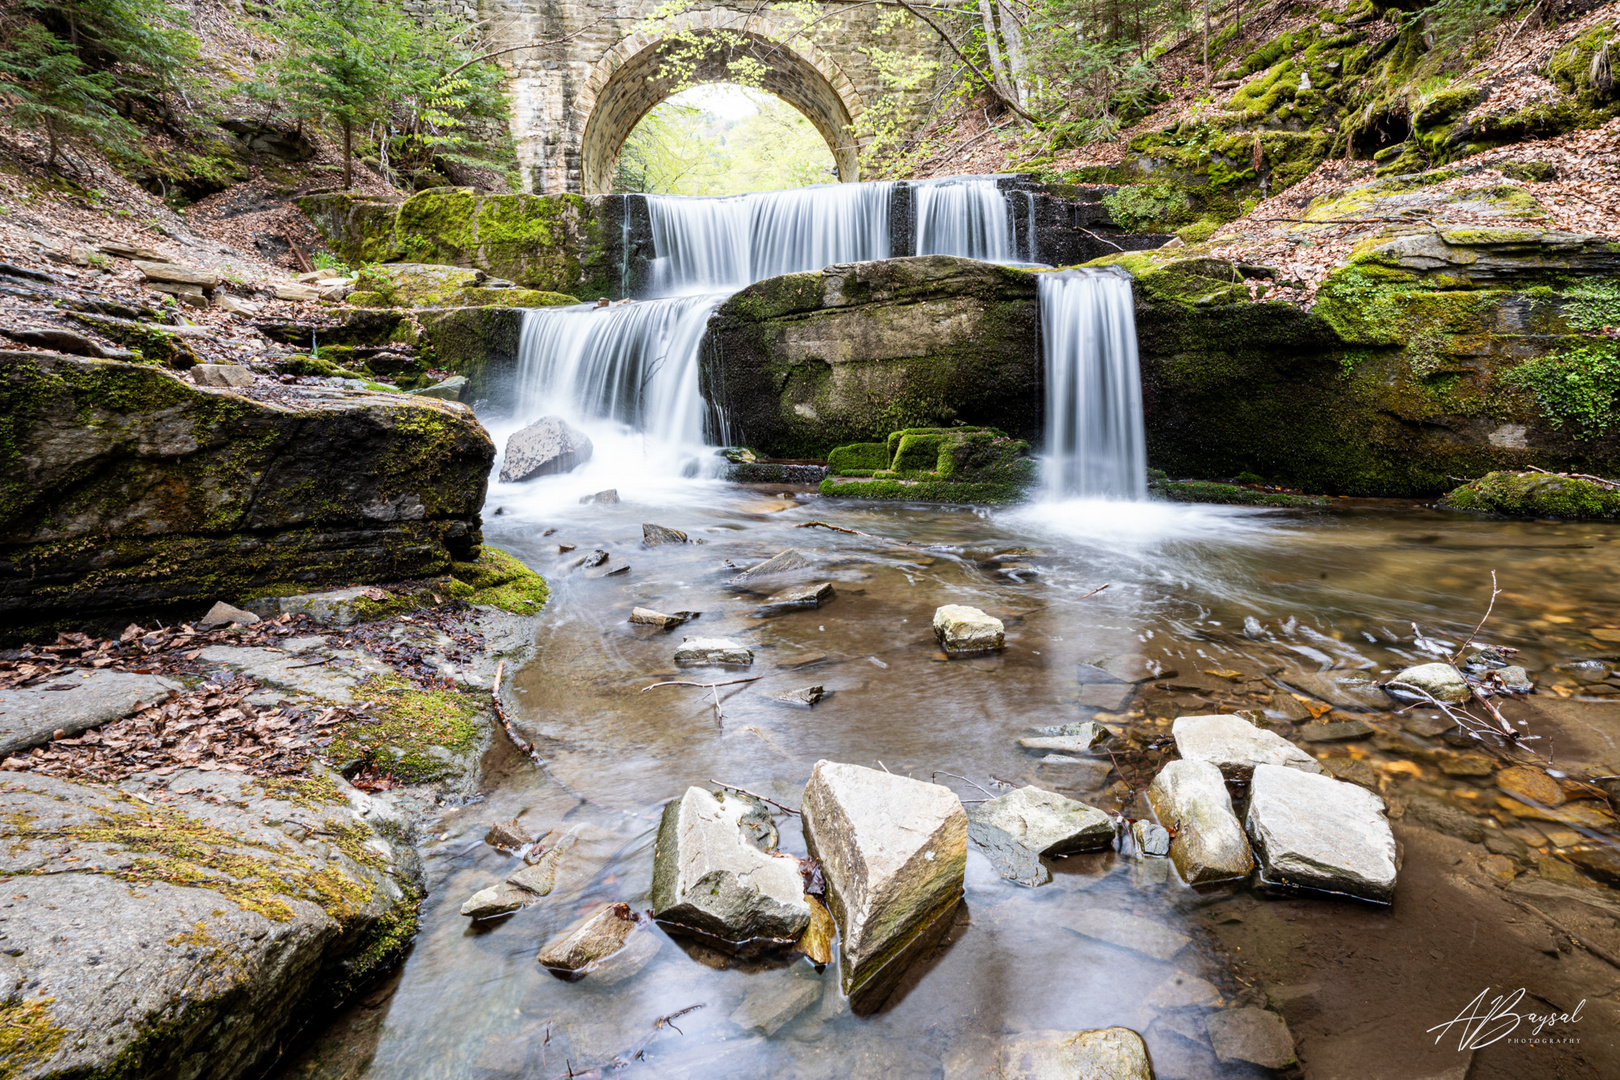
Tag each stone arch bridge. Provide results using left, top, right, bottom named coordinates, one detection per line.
left=478, top=0, right=956, bottom=194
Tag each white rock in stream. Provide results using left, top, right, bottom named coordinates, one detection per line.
left=966, top=786, right=1114, bottom=886
left=1147, top=759, right=1255, bottom=884
left=1384, top=661, right=1470, bottom=704
left=650, top=787, right=810, bottom=953
left=500, top=416, right=593, bottom=482
left=934, top=605, right=1005, bottom=654
left=802, top=760, right=967, bottom=1014
left=997, top=1026, right=1154, bottom=1080
left=1172, top=713, right=1321, bottom=781
left=672, top=637, right=753, bottom=666
left=1245, top=763, right=1399, bottom=903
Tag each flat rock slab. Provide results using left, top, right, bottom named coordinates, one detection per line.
left=934, top=604, right=1005, bottom=654
left=672, top=637, right=753, bottom=666
left=0, top=769, right=413, bottom=1079
left=536, top=903, right=642, bottom=978
left=629, top=607, right=697, bottom=631
left=1148, top=759, right=1255, bottom=885
left=770, top=685, right=825, bottom=706
left=967, top=786, right=1113, bottom=886
left=651, top=787, right=809, bottom=953
left=0, top=669, right=180, bottom=757
left=197, top=645, right=387, bottom=704
left=1060, top=907, right=1191, bottom=961
left=1172, top=713, right=1321, bottom=780
left=997, top=1026, right=1154, bottom=1080
left=1147, top=971, right=1224, bottom=1009
left=760, top=582, right=835, bottom=609
left=1020, top=735, right=1106, bottom=754
left=246, top=587, right=389, bottom=627
left=729, top=548, right=812, bottom=583
left=1246, top=763, right=1398, bottom=903
left=1205, top=1007, right=1297, bottom=1068
left=802, top=760, right=966, bottom=1014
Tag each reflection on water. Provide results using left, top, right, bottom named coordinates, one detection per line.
left=280, top=472, right=1620, bottom=1080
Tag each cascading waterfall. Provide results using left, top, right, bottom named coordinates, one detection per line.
left=913, top=176, right=1016, bottom=263
left=646, top=182, right=896, bottom=293
left=1039, top=269, right=1147, bottom=500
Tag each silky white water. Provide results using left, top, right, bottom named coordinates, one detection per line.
left=1039, top=269, right=1147, bottom=500
left=913, top=176, right=1016, bottom=263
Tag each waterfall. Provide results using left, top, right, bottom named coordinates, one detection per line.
left=512, top=295, right=721, bottom=452
left=1039, top=269, right=1146, bottom=500
left=645, top=182, right=895, bottom=293
left=913, top=177, right=1015, bottom=263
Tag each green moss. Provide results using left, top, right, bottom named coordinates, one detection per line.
left=248, top=773, right=349, bottom=810
left=448, top=545, right=549, bottom=615
left=1441, top=471, right=1620, bottom=518
left=63, top=313, right=201, bottom=368
left=1502, top=340, right=1620, bottom=437
left=827, top=441, right=890, bottom=474
left=818, top=476, right=1032, bottom=505
left=1150, top=478, right=1328, bottom=507
left=1228, top=59, right=1301, bottom=120
left=326, top=884, right=421, bottom=1002
left=0, top=1000, right=67, bottom=1079
left=280, top=354, right=370, bottom=380
left=821, top=427, right=1036, bottom=504
left=327, top=673, right=485, bottom=784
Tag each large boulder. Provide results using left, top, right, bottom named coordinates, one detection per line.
left=650, top=787, right=809, bottom=954
left=1245, top=763, right=1399, bottom=903
left=822, top=426, right=1038, bottom=505
left=1147, top=759, right=1255, bottom=884
left=801, top=760, right=967, bottom=1014
left=0, top=769, right=418, bottom=1080
left=0, top=352, right=491, bottom=635
left=499, top=416, right=594, bottom=482
left=966, top=786, right=1114, bottom=886
left=702, top=256, right=1041, bottom=458
left=1171, top=713, right=1321, bottom=780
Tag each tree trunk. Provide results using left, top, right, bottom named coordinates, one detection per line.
left=342, top=120, right=353, bottom=189
left=997, top=0, right=1031, bottom=108
left=977, top=0, right=1015, bottom=103
left=44, top=117, right=59, bottom=177
left=1203, top=0, right=1211, bottom=82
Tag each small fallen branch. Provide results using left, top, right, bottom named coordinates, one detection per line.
left=710, top=779, right=800, bottom=815
left=1525, top=464, right=1620, bottom=490
left=1449, top=570, right=1501, bottom=666
left=932, top=770, right=998, bottom=798
left=795, top=520, right=919, bottom=546
left=1077, top=583, right=1110, bottom=600
left=641, top=676, right=762, bottom=722
left=490, top=660, right=547, bottom=767
left=1510, top=899, right=1620, bottom=971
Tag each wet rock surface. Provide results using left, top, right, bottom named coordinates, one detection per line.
left=1148, top=759, right=1256, bottom=884
left=995, top=1025, right=1155, bottom=1080
left=1204, top=1007, right=1297, bottom=1069
left=934, top=604, right=1006, bottom=654
left=967, top=785, right=1114, bottom=885
left=1172, top=712, right=1321, bottom=780
left=536, top=903, right=651, bottom=980
left=672, top=637, right=754, bottom=666
left=650, top=787, right=810, bottom=953
left=1384, top=662, right=1471, bottom=704
left=500, top=416, right=593, bottom=483
left=801, top=760, right=967, bottom=1014
left=1246, top=763, right=1399, bottom=903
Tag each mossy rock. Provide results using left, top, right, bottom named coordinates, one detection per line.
left=1149, top=475, right=1329, bottom=508
left=1440, top=471, right=1620, bottom=518
left=820, top=426, right=1036, bottom=505
left=827, top=441, right=890, bottom=474
left=447, top=545, right=549, bottom=616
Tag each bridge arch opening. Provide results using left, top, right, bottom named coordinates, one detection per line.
left=578, top=28, right=863, bottom=195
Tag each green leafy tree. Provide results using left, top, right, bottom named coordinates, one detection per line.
left=0, top=22, right=127, bottom=174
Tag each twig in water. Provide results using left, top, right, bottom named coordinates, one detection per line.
left=642, top=676, right=762, bottom=722
left=1078, top=583, right=1111, bottom=600
left=1510, top=900, right=1620, bottom=971
left=932, top=770, right=997, bottom=798
left=1449, top=570, right=1502, bottom=665
left=709, top=779, right=801, bottom=815
left=795, top=520, right=919, bottom=546
left=878, top=760, right=891, bottom=773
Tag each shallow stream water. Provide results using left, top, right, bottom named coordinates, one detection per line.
left=275, top=440, right=1620, bottom=1080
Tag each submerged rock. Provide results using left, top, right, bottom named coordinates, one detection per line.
left=1245, top=763, right=1398, bottom=903
left=673, top=637, right=753, bottom=666
left=801, top=760, right=967, bottom=1014
left=1172, top=713, right=1321, bottom=780
left=650, top=787, right=809, bottom=954
left=729, top=970, right=824, bottom=1036
left=642, top=522, right=689, bottom=546
left=729, top=548, right=812, bottom=582
left=537, top=902, right=653, bottom=980
left=1130, top=819, right=1171, bottom=858
left=1060, top=907, right=1191, bottom=962
left=1205, top=1007, right=1297, bottom=1069
left=761, top=581, right=835, bottom=609
left=1147, top=759, right=1255, bottom=884
left=580, top=488, right=619, bottom=504
left=967, top=786, right=1114, bottom=886
left=500, top=416, right=593, bottom=483
left=770, top=684, right=825, bottom=706
left=934, top=604, right=1005, bottom=654
left=1384, top=662, right=1470, bottom=704
left=997, top=1026, right=1154, bottom=1080
left=629, top=607, right=697, bottom=630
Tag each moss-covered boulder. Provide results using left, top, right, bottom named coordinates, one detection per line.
left=348, top=264, right=579, bottom=309
left=1109, top=228, right=1620, bottom=495
left=0, top=351, right=492, bottom=636
left=821, top=427, right=1037, bottom=504
left=0, top=768, right=419, bottom=1080
left=299, top=189, right=650, bottom=300
left=414, top=306, right=528, bottom=403
left=703, top=256, right=1041, bottom=459
left=1440, top=471, right=1620, bottom=518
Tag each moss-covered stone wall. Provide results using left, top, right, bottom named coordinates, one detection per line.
left=0, top=352, right=494, bottom=633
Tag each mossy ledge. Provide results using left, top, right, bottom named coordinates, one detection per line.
left=821, top=427, right=1038, bottom=505
left=1440, top=471, right=1620, bottom=519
